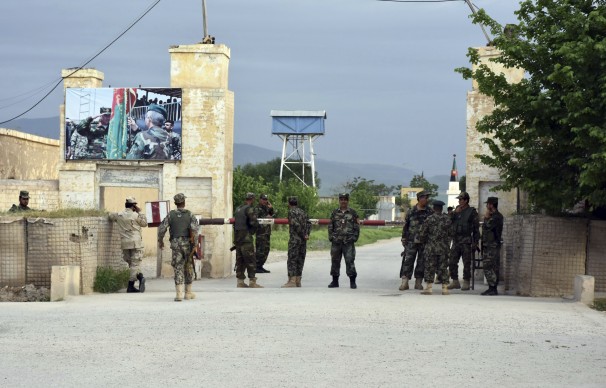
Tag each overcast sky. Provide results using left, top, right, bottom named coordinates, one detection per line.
left=0, top=0, right=522, bottom=177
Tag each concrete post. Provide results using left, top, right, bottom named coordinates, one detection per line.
left=50, top=265, right=81, bottom=301
left=574, top=275, right=595, bottom=305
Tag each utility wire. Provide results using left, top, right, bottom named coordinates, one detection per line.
left=377, top=0, right=463, bottom=3
left=0, top=0, right=162, bottom=125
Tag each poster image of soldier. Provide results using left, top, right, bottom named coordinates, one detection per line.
left=64, top=88, right=183, bottom=161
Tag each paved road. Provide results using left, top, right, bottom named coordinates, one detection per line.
left=1, top=238, right=605, bottom=387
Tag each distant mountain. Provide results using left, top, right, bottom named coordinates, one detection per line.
left=2, top=117, right=61, bottom=139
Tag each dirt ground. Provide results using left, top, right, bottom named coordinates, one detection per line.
left=0, top=284, right=49, bottom=302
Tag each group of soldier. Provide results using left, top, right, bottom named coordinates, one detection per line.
left=400, top=190, right=503, bottom=296
left=67, top=104, right=182, bottom=160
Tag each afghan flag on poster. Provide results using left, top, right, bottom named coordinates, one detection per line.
left=107, top=88, right=137, bottom=159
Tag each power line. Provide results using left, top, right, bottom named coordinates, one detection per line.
left=377, top=0, right=463, bottom=3
left=0, top=0, right=162, bottom=125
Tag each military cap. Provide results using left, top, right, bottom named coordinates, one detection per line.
left=100, top=107, right=111, bottom=115
left=416, top=190, right=430, bottom=199
left=174, top=193, right=186, bottom=204
left=288, top=196, right=298, bottom=205
left=432, top=200, right=445, bottom=207
left=19, top=190, right=29, bottom=199
left=338, top=193, right=350, bottom=199
left=485, top=197, right=499, bottom=205
left=260, top=194, right=268, bottom=200
left=125, top=197, right=137, bottom=204
left=457, top=191, right=470, bottom=200
left=147, top=104, right=168, bottom=119
left=245, top=192, right=255, bottom=200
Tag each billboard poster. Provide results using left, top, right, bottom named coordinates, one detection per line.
left=65, top=88, right=182, bottom=161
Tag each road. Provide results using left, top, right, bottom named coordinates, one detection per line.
left=1, top=238, right=605, bottom=387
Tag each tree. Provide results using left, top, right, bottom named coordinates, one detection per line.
left=342, top=177, right=397, bottom=219
left=239, top=157, right=321, bottom=189
left=409, top=174, right=438, bottom=195
left=456, top=1, right=606, bottom=214
left=459, top=175, right=466, bottom=192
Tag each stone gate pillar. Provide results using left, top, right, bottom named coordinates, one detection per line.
left=169, top=44, right=234, bottom=278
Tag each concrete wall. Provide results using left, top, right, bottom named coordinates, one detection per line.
left=0, top=129, right=61, bottom=212
left=465, top=46, right=526, bottom=216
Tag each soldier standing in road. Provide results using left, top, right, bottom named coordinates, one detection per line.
left=327, top=193, right=360, bottom=289
left=9, top=190, right=32, bottom=212
left=399, top=190, right=433, bottom=291
left=158, top=193, right=199, bottom=301
left=282, top=196, right=311, bottom=288
left=233, top=193, right=263, bottom=288
left=108, top=197, right=148, bottom=293
left=480, top=197, right=503, bottom=296
left=418, top=200, right=452, bottom=295
left=447, top=191, right=480, bottom=291
left=254, top=194, right=275, bottom=274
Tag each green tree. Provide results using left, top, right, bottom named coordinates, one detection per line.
left=342, top=177, right=397, bottom=219
left=459, top=175, right=466, bottom=192
left=409, top=173, right=439, bottom=195
left=456, top=1, right=606, bottom=214
left=240, top=157, right=321, bottom=189
left=232, top=167, right=274, bottom=212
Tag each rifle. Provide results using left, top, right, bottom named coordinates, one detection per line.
left=471, top=231, right=481, bottom=290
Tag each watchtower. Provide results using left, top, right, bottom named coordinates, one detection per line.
left=271, top=110, right=326, bottom=187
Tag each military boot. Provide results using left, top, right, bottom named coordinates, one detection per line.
left=414, top=278, right=423, bottom=290
left=328, top=276, right=339, bottom=288
left=442, top=284, right=450, bottom=295
left=350, top=275, right=357, bottom=289
left=399, top=276, right=409, bottom=291
left=137, top=273, right=146, bottom=293
left=481, top=286, right=498, bottom=296
left=421, top=282, right=433, bottom=295
left=448, top=279, right=461, bottom=290
left=127, top=280, right=140, bottom=293
left=174, top=284, right=184, bottom=302
left=295, top=276, right=302, bottom=287
left=281, top=276, right=297, bottom=288
left=184, top=284, right=196, bottom=300
left=237, top=278, right=249, bottom=288
left=248, top=278, right=264, bottom=288
left=461, top=279, right=470, bottom=291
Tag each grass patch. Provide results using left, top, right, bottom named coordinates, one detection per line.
left=0, top=208, right=108, bottom=218
left=268, top=225, right=401, bottom=251
left=93, top=266, right=130, bottom=293
left=592, top=298, right=606, bottom=312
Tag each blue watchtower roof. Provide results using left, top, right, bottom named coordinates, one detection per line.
left=271, top=110, right=326, bottom=135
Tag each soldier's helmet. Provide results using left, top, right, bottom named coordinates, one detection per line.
left=260, top=194, right=268, bottom=200
left=338, top=193, right=350, bottom=200
left=125, top=197, right=137, bottom=204
left=174, top=193, right=186, bottom=204
left=485, top=197, right=498, bottom=205
left=288, top=196, right=298, bottom=205
left=416, top=190, right=431, bottom=199
left=245, top=192, right=255, bottom=200
left=147, top=104, right=168, bottom=119
left=19, top=190, right=29, bottom=199
left=100, top=107, right=111, bottom=115
left=457, top=191, right=470, bottom=200
left=432, top=200, right=445, bottom=208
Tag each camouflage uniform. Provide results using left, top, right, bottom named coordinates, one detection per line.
left=108, top=207, right=147, bottom=281
left=400, top=205, right=433, bottom=279
left=328, top=207, right=360, bottom=277
left=158, top=208, right=199, bottom=285
left=481, top=210, right=504, bottom=287
left=287, top=206, right=311, bottom=277
left=74, top=117, right=108, bottom=159
left=69, top=125, right=89, bottom=159
left=126, top=126, right=172, bottom=159
left=448, top=205, right=480, bottom=281
left=254, top=202, right=275, bottom=270
left=418, top=212, right=452, bottom=284
left=170, top=132, right=182, bottom=160
left=234, top=203, right=259, bottom=279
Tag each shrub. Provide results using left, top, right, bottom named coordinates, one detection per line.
left=93, top=266, right=130, bottom=293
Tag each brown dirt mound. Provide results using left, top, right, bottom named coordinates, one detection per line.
left=0, top=284, right=50, bottom=302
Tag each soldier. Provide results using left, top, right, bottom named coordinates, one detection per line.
left=163, top=120, right=182, bottom=160
left=282, top=197, right=311, bottom=288
left=9, top=190, right=32, bottom=212
left=254, top=193, right=275, bottom=273
left=73, top=107, right=111, bottom=159
left=447, top=191, right=480, bottom=291
left=327, top=193, right=360, bottom=289
left=127, top=104, right=172, bottom=160
left=108, top=197, right=148, bottom=293
left=233, top=193, right=263, bottom=288
left=418, top=200, right=452, bottom=295
left=158, top=193, right=199, bottom=301
left=480, top=197, right=503, bottom=296
left=399, top=190, right=433, bottom=291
